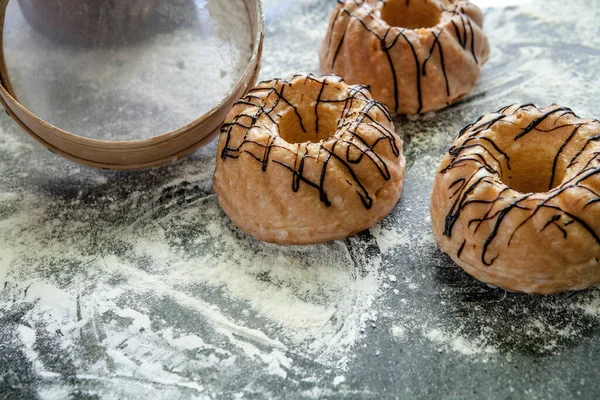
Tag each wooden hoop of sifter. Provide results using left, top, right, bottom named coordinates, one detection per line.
left=0, top=0, right=264, bottom=170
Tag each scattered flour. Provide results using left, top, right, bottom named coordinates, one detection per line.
left=370, top=224, right=410, bottom=254
left=332, top=375, right=346, bottom=386
left=390, top=325, right=406, bottom=341
left=0, top=183, right=382, bottom=396
left=425, top=328, right=497, bottom=357
left=2, top=0, right=600, bottom=398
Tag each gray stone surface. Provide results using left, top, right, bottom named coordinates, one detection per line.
left=2, top=0, right=600, bottom=399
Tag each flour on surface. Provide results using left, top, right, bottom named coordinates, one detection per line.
left=0, top=150, right=382, bottom=397
left=3, top=0, right=600, bottom=398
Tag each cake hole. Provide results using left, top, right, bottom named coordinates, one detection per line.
left=380, top=0, right=442, bottom=30
left=277, top=103, right=342, bottom=144
left=501, top=141, right=566, bottom=194
left=503, top=168, right=559, bottom=194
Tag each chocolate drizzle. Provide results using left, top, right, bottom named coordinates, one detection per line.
left=325, top=0, right=483, bottom=113
left=219, top=74, right=400, bottom=210
left=422, top=29, right=450, bottom=97
left=449, top=8, right=479, bottom=64
left=382, top=28, right=401, bottom=113
left=439, top=104, right=600, bottom=266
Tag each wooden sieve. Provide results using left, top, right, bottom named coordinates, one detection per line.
left=0, top=0, right=264, bottom=170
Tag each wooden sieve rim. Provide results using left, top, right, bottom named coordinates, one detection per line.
left=0, top=0, right=264, bottom=170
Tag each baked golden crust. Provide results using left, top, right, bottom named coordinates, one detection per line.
left=431, top=104, right=600, bottom=294
left=320, top=0, right=490, bottom=115
left=213, top=74, right=406, bottom=244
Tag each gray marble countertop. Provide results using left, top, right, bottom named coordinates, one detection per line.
left=2, top=0, right=600, bottom=399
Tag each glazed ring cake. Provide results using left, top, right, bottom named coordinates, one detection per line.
left=431, top=104, right=600, bottom=294
left=213, top=74, right=406, bottom=245
left=320, top=0, right=490, bottom=115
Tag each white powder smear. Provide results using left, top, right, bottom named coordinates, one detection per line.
left=0, top=169, right=382, bottom=397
